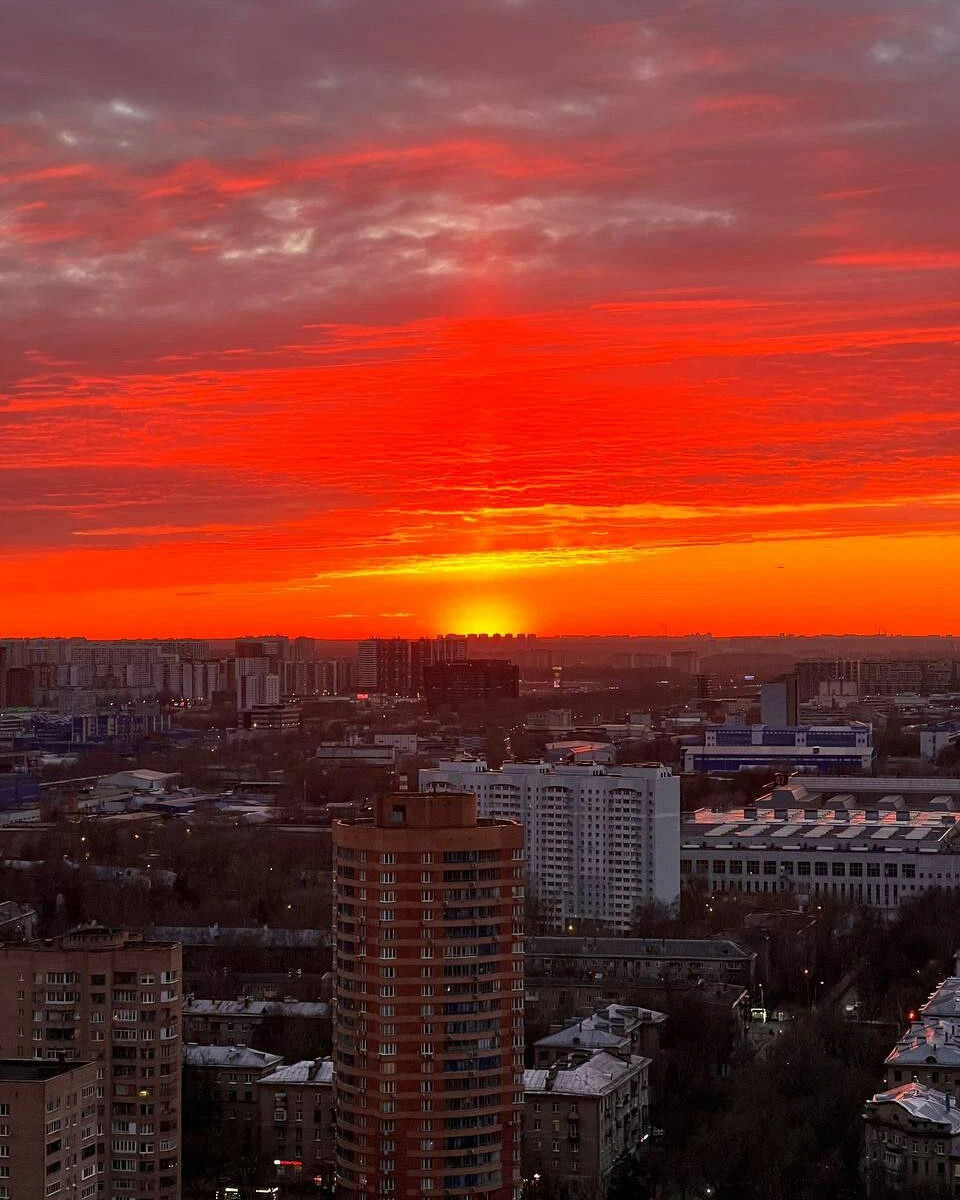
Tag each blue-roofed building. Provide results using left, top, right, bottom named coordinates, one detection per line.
left=682, top=722, right=874, bottom=774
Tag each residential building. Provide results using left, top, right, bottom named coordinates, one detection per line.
left=522, top=1051, right=650, bottom=1193
left=422, top=660, right=520, bottom=709
left=183, top=998, right=331, bottom=1056
left=257, top=1057, right=335, bottom=1190
left=680, top=776, right=960, bottom=913
left=315, top=743, right=397, bottom=768
left=357, top=637, right=470, bottom=697
left=0, top=924, right=182, bottom=1200
left=532, top=1004, right=667, bottom=1068
left=863, top=1083, right=960, bottom=1195
left=681, top=723, right=874, bottom=774
left=331, top=791, right=525, bottom=1200
left=419, top=761, right=680, bottom=932
left=526, top=936, right=756, bottom=992
left=0, top=1058, right=99, bottom=1200
left=183, top=1044, right=282, bottom=1165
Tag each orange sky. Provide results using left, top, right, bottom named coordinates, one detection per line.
left=2, top=1, right=960, bottom=637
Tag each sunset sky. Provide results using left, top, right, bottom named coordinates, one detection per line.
left=3, top=0, right=960, bottom=637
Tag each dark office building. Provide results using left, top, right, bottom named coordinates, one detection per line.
left=423, top=659, right=520, bottom=708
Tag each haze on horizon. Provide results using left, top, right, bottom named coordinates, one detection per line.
left=3, top=0, right=960, bottom=639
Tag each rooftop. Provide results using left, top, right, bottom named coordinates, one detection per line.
left=536, top=1005, right=667, bottom=1054
left=681, top=804, right=960, bottom=853
left=259, top=1058, right=334, bottom=1086
left=524, top=1051, right=649, bottom=1098
left=527, top=936, right=755, bottom=962
left=886, top=1020, right=960, bottom=1068
left=184, top=998, right=330, bottom=1018
left=921, top=978, right=960, bottom=1019
left=0, top=1059, right=92, bottom=1082
left=868, top=1083, right=960, bottom=1132
left=183, top=1044, right=283, bottom=1070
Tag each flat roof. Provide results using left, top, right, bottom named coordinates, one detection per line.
left=0, top=1059, right=92, bottom=1082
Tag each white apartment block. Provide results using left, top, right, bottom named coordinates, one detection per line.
left=419, top=760, right=680, bottom=931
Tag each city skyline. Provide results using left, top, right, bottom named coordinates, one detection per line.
left=4, top=1, right=960, bottom=637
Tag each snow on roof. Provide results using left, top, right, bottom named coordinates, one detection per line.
left=183, top=1044, right=283, bottom=1070
left=524, top=1051, right=649, bottom=1098
left=259, top=1058, right=334, bottom=1086
left=886, top=1020, right=960, bottom=1067
left=184, top=998, right=329, bottom=1018
left=870, top=1083, right=960, bottom=1133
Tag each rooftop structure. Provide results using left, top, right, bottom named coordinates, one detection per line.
left=533, top=1003, right=666, bottom=1067
left=182, top=1043, right=283, bottom=1070
left=680, top=796, right=960, bottom=912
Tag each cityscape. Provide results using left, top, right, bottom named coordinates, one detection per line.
left=3, top=633, right=960, bottom=1199
left=4, top=0, right=960, bottom=1198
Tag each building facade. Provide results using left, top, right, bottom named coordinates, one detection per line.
left=423, top=660, right=520, bottom=709
left=522, top=1051, right=650, bottom=1193
left=257, top=1058, right=335, bottom=1190
left=0, top=925, right=182, bottom=1200
left=681, top=723, right=874, bottom=775
left=863, top=1082, right=960, bottom=1195
left=420, top=761, right=680, bottom=932
left=680, top=776, right=960, bottom=913
left=0, top=1059, right=99, bottom=1200
left=332, top=792, right=525, bottom=1200
left=183, top=1043, right=282, bottom=1166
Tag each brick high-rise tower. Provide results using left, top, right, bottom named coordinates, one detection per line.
left=0, top=925, right=182, bottom=1200
left=332, top=793, right=525, bottom=1200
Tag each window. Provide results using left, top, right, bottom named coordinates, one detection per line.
left=712, top=860, right=726, bottom=875
left=797, top=862, right=811, bottom=876
left=729, top=860, right=743, bottom=875
left=695, top=859, right=709, bottom=875
left=832, top=862, right=845, bottom=877
left=867, top=862, right=881, bottom=877
left=849, top=862, right=863, bottom=877
left=814, top=862, right=828, bottom=877
left=780, top=861, right=794, bottom=875
left=902, top=863, right=916, bottom=879
left=746, top=861, right=760, bottom=875
left=884, top=862, right=899, bottom=878
left=763, top=861, right=777, bottom=876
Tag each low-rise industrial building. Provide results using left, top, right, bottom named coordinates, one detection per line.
left=681, top=723, right=874, bottom=774
left=680, top=777, right=960, bottom=913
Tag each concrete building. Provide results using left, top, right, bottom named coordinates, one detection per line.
left=0, top=1058, right=99, bottom=1200
left=257, top=1057, right=335, bottom=1190
left=239, top=703, right=303, bottom=732
left=522, top=1051, right=650, bottom=1193
left=183, top=998, right=331, bottom=1054
left=315, top=743, right=397, bottom=768
left=420, top=761, right=681, bottom=932
left=760, top=676, right=799, bottom=726
left=526, top=936, right=756, bottom=991
left=680, top=776, right=960, bottom=913
left=423, top=660, right=520, bottom=709
left=863, top=1082, right=960, bottom=1195
left=681, top=723, right=874, bottom=775
left=545, top=742, right=616, bottom=766
left=0, top=924, right=182, bottom=1200
left=532, top=1004, right=666, bottom=1068
left=331, top=792, right=525, bottom=1200
left=922, top=724, right=960, bottom=762
left=183, top=1043, right=282, bottom=1165
left=100, top=769, right=179, bottom=794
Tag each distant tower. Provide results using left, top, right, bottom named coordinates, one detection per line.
left=552, top=665, right=563, bottom=690
left=331, top=793, right=525, bottom=1200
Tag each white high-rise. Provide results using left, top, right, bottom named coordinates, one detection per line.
left=419, top=760, right=680, bottom=931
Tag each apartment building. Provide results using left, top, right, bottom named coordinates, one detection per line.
left=420, top=761, right=680, bottom=931
left=522, top=1051, right=650, bottom=1193
left=0, top=924, right=182, bottom=1200
left=257, top=1057, right=335, bottom=1190
left=332, top=792, right=525, bottom=1200
left=863, top=1083, right=960, bottom=1195
left=183, top=1044, right=282, bottom=1164
left=0, top=1059, right=99, bottom=1200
